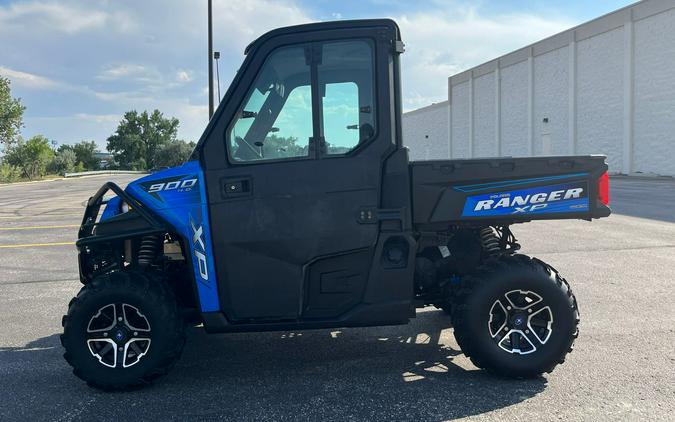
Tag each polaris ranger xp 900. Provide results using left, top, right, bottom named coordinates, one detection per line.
left=62, top=19, right=611, bottom=390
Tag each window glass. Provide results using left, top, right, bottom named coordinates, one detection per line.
left=267, top=85, right=312, bottom=159
left=319, top=40, right=376, bottom=155
left=322, top=82, right=359, bottom=155
left=228, top=46, right=311, bottom=162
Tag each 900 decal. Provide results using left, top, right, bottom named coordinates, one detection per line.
left=148, top=178, right=198, bottom=193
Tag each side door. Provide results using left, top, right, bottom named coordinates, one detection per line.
left=201, top=26, right=399, bottom=322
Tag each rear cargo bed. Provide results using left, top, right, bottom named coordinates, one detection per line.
left=410, top=155, right=610, bottom=227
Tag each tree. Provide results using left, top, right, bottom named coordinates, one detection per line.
left=49, top=148, right=76, bottom=174
left=0, top=77, right=25, bottom=150
left=262, top=134, right=304, bottom=158
left=155, top=139, right=195, bottom=168
left=73, top=141, right=99, bottom=170
left=57, top=141, right=100, bottom=170
left=5, top=135, right=55, bottom=179
left=106, top=110, right=179, bottom=170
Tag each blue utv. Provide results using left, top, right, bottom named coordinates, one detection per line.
left=61, top=19, right=611, bottom=390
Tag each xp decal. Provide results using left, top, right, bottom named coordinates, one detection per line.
left=462, top=182, right=589, bottom=217
left=189, top=214, right=209, bottom=282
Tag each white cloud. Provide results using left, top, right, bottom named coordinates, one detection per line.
left=0, top=66, right=62, bottom=89
left=396, top=7, right=575, bottom=110
left=73, top=113, right=120, bottom=124
left=176, top=70, right=192, bottom=82
left=97, top=64, right=153, bottom=81
left=211, top=0, right=312, bottom=53
left=0, top=1, right=112, bottom=34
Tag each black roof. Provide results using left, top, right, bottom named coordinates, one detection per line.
left=244, top=19, right=401, bottom=55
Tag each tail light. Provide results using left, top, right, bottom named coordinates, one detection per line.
left=597, top=172, right=609, bottom=205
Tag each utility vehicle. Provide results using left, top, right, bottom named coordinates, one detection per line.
left=61, top=19, right=611, bottom=390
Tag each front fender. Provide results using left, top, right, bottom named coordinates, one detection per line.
left=124, top=161, right=220, bottom=313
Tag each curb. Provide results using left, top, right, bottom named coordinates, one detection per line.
left=64, top=170, right=147, bottom=178
left=0, top=177, right=64, bottom=188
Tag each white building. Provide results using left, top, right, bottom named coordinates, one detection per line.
left=402, top=0, right=675, bottom=176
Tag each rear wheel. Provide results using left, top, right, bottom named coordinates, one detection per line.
left=451, top=254, right=579, bottom=377
left=61, top=271, right=185, bottom=390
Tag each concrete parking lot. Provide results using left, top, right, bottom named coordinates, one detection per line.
left=0, top=174, right=673, bottom=421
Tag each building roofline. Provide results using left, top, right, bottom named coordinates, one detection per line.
left=403, top=100, right=449, bottom=117
left=449, top=0, right=675, bottom=86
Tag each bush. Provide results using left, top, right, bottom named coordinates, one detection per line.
left=154, top=139, right=195, bottom=169
left=57, top=141, right=100, bottom=171
left=48, top=148, right=76, bottom=175
left=0, top=162, right=21, bottom=182
left=4, top=135, right=55, bottom=180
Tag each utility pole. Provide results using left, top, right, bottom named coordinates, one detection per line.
left=208, top=0, right=214, bottom=119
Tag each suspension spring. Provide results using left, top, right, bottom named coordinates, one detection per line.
left=479, top=227, right=501, bottom=258
left=138, top=235, right=161, bottom=266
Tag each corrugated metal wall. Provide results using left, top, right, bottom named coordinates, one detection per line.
left=402, top=0, right=675, bottom=176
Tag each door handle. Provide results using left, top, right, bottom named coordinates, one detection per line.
left=221, top=177, right=252, bottom=198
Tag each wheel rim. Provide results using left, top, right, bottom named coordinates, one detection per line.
left=488, top=289, right=553, bottom=355
left=86, top=303, right=152, bottom=368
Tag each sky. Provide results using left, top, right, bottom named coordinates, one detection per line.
left=0, top=0, right=636, bottom=150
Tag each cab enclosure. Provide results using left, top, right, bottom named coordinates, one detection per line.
left=77, top=19, right=610, bottom=333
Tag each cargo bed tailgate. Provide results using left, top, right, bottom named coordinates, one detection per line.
left=411, top=155, right=611, bottom=226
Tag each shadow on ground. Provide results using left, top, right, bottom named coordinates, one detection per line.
left=0, top=310, right=546, bottom=421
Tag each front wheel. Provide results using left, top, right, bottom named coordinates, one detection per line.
left=61, top=271, right=185, bottom=390
left=451, top=255, right=579, bottom=378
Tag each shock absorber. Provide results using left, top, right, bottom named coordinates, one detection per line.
left=479, top=227, right=501, bottom=258
left=138, top=235, right=161, bottom=267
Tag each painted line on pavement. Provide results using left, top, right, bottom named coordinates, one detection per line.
left=0, top=224, right=79, bottom=231
left=0, top=242, right=75, bottom=248
left=0, top=214, right=83, bottom=219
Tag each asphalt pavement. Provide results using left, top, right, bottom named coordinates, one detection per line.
left=0, top=174, right=673, bottom=421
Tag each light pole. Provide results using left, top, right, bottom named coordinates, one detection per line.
left=207, top=0, right=214, bottom=119
left=214, top=51, right=221, bottom=103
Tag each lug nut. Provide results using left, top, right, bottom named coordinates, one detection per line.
left=118, top=317, right=123, bottom=321
left=506, top=306, right=512, bottom=310
left=103, top=332, right=108, bottom=337
left=119, top=347, right=123, bottom=351
left=528, top=309, right=532, bottom=313
left=504, top=327, right=509, bottom=332
left=525, top=330, right=530, bottom=334
left=134, top=332, right=138, bottom=336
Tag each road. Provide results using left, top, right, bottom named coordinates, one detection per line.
left=0, top=174, right=673, bottom=421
